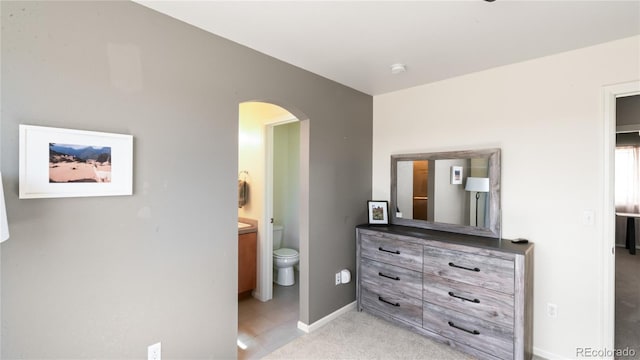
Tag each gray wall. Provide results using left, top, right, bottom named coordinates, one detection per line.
left=396, top=161, right=413, bottom=218
left=617, top=94, right=640, bottom=126
left=616, top=132, right=640, bottom=146
left=433, top=159, right=468, bottom=225
left=0, top=1, right=372, bottom=358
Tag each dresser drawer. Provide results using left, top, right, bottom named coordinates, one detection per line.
left=423, top=302, right=514, bottom=360
left=360, top=233, right=423, bottom=271
left=361, top=257, right=422, bottom=300
left=423, top=274, right=514, bottom=327
left=361, top=285, right=422, bottom=327
left=423, top=245, right=514, bottom=294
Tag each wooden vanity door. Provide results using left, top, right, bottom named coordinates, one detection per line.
left=238, top=232, right=257, bottom=296
left=413, top=160, right=429, bottom=220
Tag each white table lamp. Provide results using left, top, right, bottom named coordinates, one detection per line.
left=465, top=177, right=490, bottom=226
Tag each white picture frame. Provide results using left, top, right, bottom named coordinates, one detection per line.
left=19, top=125, right=133, bottom=199
left=367, top=200, right=389, bottom=225
left=451, top=165, right=463, bottom=185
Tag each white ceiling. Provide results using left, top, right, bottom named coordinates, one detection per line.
left=135, top=1, right=640, bottom=96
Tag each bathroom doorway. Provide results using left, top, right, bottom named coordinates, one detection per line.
left=613, top=94, right=640, bottom=356
left=603, top=81, right=640, bottom=354
left=237, top=101, right=306, bottom=359
left=268, top=120, right=301, bottom=288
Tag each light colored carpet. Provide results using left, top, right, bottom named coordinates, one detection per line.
left=263, top=309, right=473, bottom=360
left=615, top=250, right=640, bottom=359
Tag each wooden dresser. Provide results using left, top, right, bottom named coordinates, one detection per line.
left=356, top=225, right=533, bottom=360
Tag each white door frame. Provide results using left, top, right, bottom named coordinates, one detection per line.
left=602, top=81, right=640, bottom=354
left=256, top=117, right=299, bottom=302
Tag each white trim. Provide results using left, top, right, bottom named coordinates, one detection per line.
left=266, top=116, right=298, bottom=127
left=258, top=124, right=275, bottom=302
left=602, top=81, right=640, bottom=357
left=616, top=124, right=640, bottom=133
left=533, top=346, right=568, bottom=360
left=297, top=301, right=356, bottom=333
left=615, top=243, right=640, bottom=250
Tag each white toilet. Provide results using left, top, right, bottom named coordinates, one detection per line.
left=273, top=224, right=300, bottom=286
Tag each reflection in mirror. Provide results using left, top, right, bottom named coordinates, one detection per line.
left=391, top=149, right=500, bottom=238
left=396, top=158, right=489, bottom=226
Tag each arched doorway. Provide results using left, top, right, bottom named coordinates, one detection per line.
left=236, top=101, right=310, bottom=358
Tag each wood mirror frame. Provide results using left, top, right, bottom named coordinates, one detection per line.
left=390, top=148, right=501, bottom=238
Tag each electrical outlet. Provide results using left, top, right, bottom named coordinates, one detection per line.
left=148, top=342, right=161, bottom=360
left=547, top=303, right=558, bottom=318
left=335, top=272, right=341, bottom=285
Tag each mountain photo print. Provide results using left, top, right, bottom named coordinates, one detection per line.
left=49, top=143, right=112, bottom=183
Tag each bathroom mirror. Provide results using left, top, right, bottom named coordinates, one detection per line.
left=391, top=148, right=501, bottom=238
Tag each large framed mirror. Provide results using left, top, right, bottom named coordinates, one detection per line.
left=390, top=148, right=501, bottom=238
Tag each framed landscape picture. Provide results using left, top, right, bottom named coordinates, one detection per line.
left=367, top=200, right=389, bottom=225
left=19, top=125, right=133, bottom=199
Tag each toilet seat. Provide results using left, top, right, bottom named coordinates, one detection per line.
left=274, top=248, right=298, bottom=258
left=273, top=247, right=299, bottom=286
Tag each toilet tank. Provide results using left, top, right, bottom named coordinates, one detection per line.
left=273, top=224, right=284, bottom=250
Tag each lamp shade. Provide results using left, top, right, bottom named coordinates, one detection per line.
left=1, top=172, right=9, bottom=243
left=465, top=177, right=490, bottom=193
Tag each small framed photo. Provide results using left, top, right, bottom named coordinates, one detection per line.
left=19, top=124, right=133, bottom=199
left=451, top=166, right=463, bottom=185
left=367, top=200, right=389, bottom=225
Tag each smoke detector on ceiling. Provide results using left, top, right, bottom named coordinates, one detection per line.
left=390, top=63, right=407, bottom=75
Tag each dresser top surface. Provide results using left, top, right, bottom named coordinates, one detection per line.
left=357, top=224, right=533, bottom=255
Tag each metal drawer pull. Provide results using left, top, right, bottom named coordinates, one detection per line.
left=448, top=321, right=480, bottom=335
left=448, top=291, right=480, bottom=303
left=378, top=272, right=400, bottom=281
left=378, top=296, right=400, bottom=307
left=378, top=247, right=400, bottom=255
left=448, top=262, right=480, bottom=272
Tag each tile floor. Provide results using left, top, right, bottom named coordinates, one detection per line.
left=238, top=277, right=304, bottom=359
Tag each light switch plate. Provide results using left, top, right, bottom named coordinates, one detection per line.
left=583, top=210, right=595, bottom=226
left=148, top=342, right=161, bottom=360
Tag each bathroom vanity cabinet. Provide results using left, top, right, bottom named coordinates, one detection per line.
left=356, top=225, right=533, bottom=360
left=238, top=231, right=257, bottom=296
